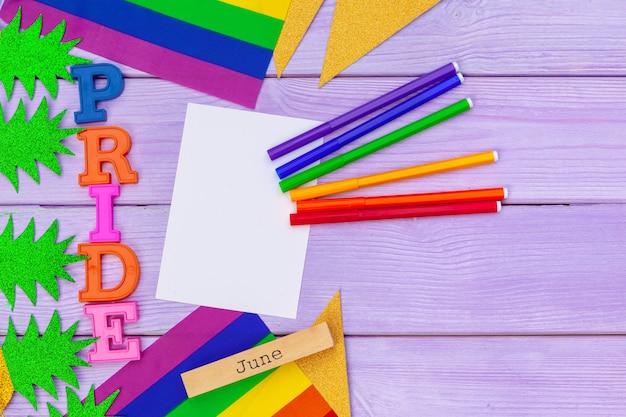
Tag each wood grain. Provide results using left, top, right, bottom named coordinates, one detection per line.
left=268, top=0, right=626, bottom=77
left=1, top=76, right=626, bottom=205
left=3, top=0, right=626, bottom=78
left=1, top=0, right=625, bottom=416
left=1, top=203, right=625, bottom=337
left=5, top=336, right=626, bottom=416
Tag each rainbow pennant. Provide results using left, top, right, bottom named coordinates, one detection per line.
left=0, top=0, right=291, bottom=108
left=94, top=307, right=337, bottom=416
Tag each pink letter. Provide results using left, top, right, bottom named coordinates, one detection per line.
left=84, top=302, right=142, bottom=363
left=89, top=184, right=121, bottom=243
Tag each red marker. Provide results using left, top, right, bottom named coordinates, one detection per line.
left=290, top=200, right=501, bottom=226
left=296, top=187, right=507, bottom=212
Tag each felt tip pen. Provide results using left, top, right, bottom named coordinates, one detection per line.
left=275, top=73, right=464, bottom=179
left=296, top=187, right=508, bottom=212
left=290, top=200, right=502, bottom=225
left=266, top=62, right=460, bottom=160
left=279, top=98, right=474, bottom=193
left=289, top=150, right=498, bottom=201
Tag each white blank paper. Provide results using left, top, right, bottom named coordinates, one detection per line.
left=157, top=104, right=320, bottom=318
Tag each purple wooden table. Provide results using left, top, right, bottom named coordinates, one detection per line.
left=2, top=1, right=626, bottom=415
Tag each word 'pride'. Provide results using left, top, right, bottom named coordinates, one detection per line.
left=73, top=63, right=141, bottom=364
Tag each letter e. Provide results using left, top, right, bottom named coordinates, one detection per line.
left=84, top=302, right=141, bottom=363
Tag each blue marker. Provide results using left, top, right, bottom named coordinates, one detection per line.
left=275, top=73, right=464, bottom=179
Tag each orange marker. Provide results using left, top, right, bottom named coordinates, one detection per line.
left=296, top=187, right=507, bottom=212
left=289, top=151, right=498, bottom=201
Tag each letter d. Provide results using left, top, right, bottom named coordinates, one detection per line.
left=79, top=243, right=140, bottom=302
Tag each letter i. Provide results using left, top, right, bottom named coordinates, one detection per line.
left=90, top=184, right=121, bottom=243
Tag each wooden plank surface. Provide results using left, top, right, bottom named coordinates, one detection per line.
left=1, top=0, right=625, bottom=415
left=267, top=0, right=626, bottom=77
left=2, top=76, right=626, bottom=205
left=1, top=203, right=625, bottom=337
left=5, top=336, right=626, bottom=416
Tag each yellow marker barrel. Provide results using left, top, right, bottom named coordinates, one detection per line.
left=290, top=150, right=498, bottom=201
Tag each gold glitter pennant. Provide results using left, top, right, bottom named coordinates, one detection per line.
left=273, top=0, right=325, bottom=77
left=320, top=0, right=441, bottom=86
left=296, top=291, right=351, bottom=417
left=0, top=349, right=14, bottom=414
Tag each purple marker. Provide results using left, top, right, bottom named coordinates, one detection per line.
left=267, top=61, right=460, bottom=160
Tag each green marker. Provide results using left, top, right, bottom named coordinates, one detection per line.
left=279, top=98, right=474, bottom=192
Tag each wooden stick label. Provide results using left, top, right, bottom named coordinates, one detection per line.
left=181, top=322, right=334, bottom=397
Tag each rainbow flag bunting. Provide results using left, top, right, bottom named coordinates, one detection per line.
left=0, top=0, right=291, bottom=108
left=94, top=307, right=338, bottom=416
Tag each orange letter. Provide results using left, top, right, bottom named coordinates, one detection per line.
left=77, top=126, right=138, bottom=186
left=78, top=243, right=140, bottom=302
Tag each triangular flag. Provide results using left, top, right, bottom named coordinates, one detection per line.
left=320, top=0, right=441, bottom=86
left=273, top=0, right=325, bottom=77
left=296, top=291, right=351, bottom=417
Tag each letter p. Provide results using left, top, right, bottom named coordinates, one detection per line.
left=72, top=63, right=124, bottom=124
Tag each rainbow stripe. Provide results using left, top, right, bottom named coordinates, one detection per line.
left=94, top=308, right=243, bottom=413
left=274, top=385, right=337, bottom=417
left=218, top=0, right=291, bottom=20
left=94, top=307, right=336, bottom=416
left=0, top=0, right=290, bottom=108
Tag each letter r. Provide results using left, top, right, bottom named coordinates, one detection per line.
left=77, top=126, right=138, bottom=186
left=72, top=63, right=124, bottom=124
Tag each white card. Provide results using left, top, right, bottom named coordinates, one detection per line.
left=157, top=104, right=320, bottom=318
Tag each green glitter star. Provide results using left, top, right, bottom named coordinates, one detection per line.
left=47, top=386, right=120, bottom=417
left=0, top=97, right=83, bottom=192
left=2, top=311, right=96, bottom=410
left=0, top=8, right=91, bottom=99
left=0, top=216, right=87, bottom=310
